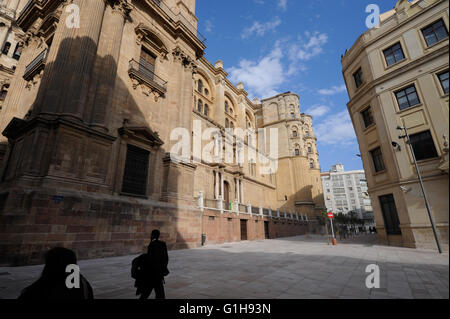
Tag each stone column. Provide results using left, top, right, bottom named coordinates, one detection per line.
left=236, top=178, right=240, bottom=203
left=240, top=179, right=244, bottom=204
left=220, top=172, right=224, bottom=200
left=7, top=0, right=19, bottom=12
left=86, top=0, right=130, bottom=130
left=0, top=27, right=9, bottom=51
left=33, top=0, right=106, bottom=119
left=214, top=170, right=219, bottom=199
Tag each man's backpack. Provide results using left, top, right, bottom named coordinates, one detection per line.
left=131, top=254, right=148, bottom=280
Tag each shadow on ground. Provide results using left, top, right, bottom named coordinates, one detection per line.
left=0, top=235, right=448, bottom=299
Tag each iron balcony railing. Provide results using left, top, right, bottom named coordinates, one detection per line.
left=128, top=59, right=168, bottom=92
left=24, top=49, right=48, bottom=80
left=151, top=0, right=206, bottom=43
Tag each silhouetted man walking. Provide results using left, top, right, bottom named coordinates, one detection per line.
left=139, top=230, right=169, bottom=299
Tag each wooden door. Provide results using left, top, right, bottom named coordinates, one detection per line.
left=223, top=181, right=230, bottom=209
left=240, top=219, right=248, bottom=241
left=264, top=221, right=270, bottom=239
left=140, top=47, right=156, bottom=78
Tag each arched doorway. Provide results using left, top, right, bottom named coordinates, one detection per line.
left=223, top=181, right=230, bottom=210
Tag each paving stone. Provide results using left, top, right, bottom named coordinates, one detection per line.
left=0, top=235, right=448, bottom=299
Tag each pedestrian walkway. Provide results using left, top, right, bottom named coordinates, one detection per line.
left=0, top=235, right=448, bottom=299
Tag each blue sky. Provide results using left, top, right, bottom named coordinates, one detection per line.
left=196, top=0, right=397, bottom=172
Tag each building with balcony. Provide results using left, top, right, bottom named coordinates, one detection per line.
left=321, top=164, right=373, bottom=220
left=0, top=0, right=324, bottom=266
left=341, top=0, right=448, bottom=250
left=0, top=0, right=28, bottom=112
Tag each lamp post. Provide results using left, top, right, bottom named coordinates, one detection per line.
left=397, top=124, right=443, bottom=254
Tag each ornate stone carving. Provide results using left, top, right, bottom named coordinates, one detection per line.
left=110, top=0, right=132, bottom=18
left=172, top=46, right=196, bottom=71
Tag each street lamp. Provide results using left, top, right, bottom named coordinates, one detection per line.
left=396, top=124, right=443, bottom=254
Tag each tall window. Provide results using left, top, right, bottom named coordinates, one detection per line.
left=12, top=43, right=23, bottom=60
left=225, top=118, right=229, bottom=128
left=409, top=131, right=438, bottom=161
left=379, top=194, right=401, bottom=235
left=370, top=147, right=385, bottom=173
left=295, top=149, right=300, bottom=156
left=225, top=101, right=229, bottom=113
left=140, top=47, right=156, bottom=79
left=197, top=79, right=204, bottom=93
left=308, top=145, right=312, bottom=153
left=197, top=99, right=203, bottom=113
left=122, top=145, right=150, bottom=196
left=293, top=131, right=298, bottom=137
left=310, top=160, right=314, bottom=169
left=361, top=107, right=374, bottom=128
left=0, top=89, right=7, bottom=101
left=438, top=71, right=449, bottom=94
left=2, top=42, right=10, bottom=55
left=383, top=42, right=405, bottom=66
left=422, top=19, right=448, bottom=47
left=204, top=104, right=209, bottom=117
left=395, top=85, right=420, bottom=110
left=353, top=68, right=363, bottom=89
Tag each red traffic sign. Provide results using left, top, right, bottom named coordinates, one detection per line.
left=328, top=212, right=334, bottom=219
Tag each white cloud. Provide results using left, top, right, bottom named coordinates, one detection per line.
left=288, top=32, right=328, bottom=62
left=318, top=84, right=347, bottom=95
left=304, top=105, right=330, bottom=118
left=278, top=0, right=288, bottom=11
left=241, top=17, right=282, bottom=39
left=229, top=32, right=329, bottom=99
left=205, top=20, right=213, bottom=33
left=315, top=111, right=357, bottom=145
left=229, top=43, right=285, bottom=98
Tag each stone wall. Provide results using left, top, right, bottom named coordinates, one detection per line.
left=0, top=188, right=203, bottom=266
left=202, top=209, right=309, bottom=245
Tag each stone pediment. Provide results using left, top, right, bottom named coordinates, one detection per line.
left=118, top=125, right=164, bottom=147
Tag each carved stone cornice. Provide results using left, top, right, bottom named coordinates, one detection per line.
left=109, top=0, right=131, bottom=18
left=172, top=46, right=197, bottom=72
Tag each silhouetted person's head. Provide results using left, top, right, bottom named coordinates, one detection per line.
left=41, top=247, right=77, bottom=281
left=151, top=230, right=160, bottom=241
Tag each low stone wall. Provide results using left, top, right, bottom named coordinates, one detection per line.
left=0, top=188, right=203, bottom=266
left=202, top=209, right=309, bottom=245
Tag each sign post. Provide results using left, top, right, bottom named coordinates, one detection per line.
left=328, top=212, right=337, bottom=246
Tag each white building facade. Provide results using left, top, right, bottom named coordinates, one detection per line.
left=321, top=164, right=373, bottom=219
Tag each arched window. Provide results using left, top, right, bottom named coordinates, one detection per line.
left=198, top=79, right=204, bottom=93
left=204, top=104, right=209, bottom=117
left=229, top=108, right=233, bottom=115
left=2, top=42, right=11, bottom=55
left=295, top=149, right=300, bottom=156
left=293, top=131, right=298, bottom=138
left=308, top=145, right=312, bottom=153
left=225, top=119, right=229, bottom=128
left=291, top=112, right=295, bottom=119
left=225, top=101, right=229, bottom=113
left=204, top=88, right=209, bottom=96
left=0, top=89, right=7, bottom=101
left=13, top=43, right=23, bottom=60
left=310, top=160, right=315, bottom=169
left=197, top=99, right=203, bottom=113
left=230, top=122, right=235, bottom=130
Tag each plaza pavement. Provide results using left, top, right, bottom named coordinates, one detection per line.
left=0, top=234, right=448, bottom=299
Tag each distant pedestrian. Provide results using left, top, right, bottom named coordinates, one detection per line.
left=18, top=247, right=93, bottom=300
left=135, top=230, right=169, bottom=300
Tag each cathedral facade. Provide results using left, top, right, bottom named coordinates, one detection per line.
left=0, top=0, right=324, bottom=266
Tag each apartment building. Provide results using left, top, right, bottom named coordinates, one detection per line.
left=341, top=0, right=449, bottom=250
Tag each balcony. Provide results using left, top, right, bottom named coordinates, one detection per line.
left=151, top=0, right=206, bottom=44
left=23, top=49, right=47, bottom=81
left=128, top=59, right=167, bottom=97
